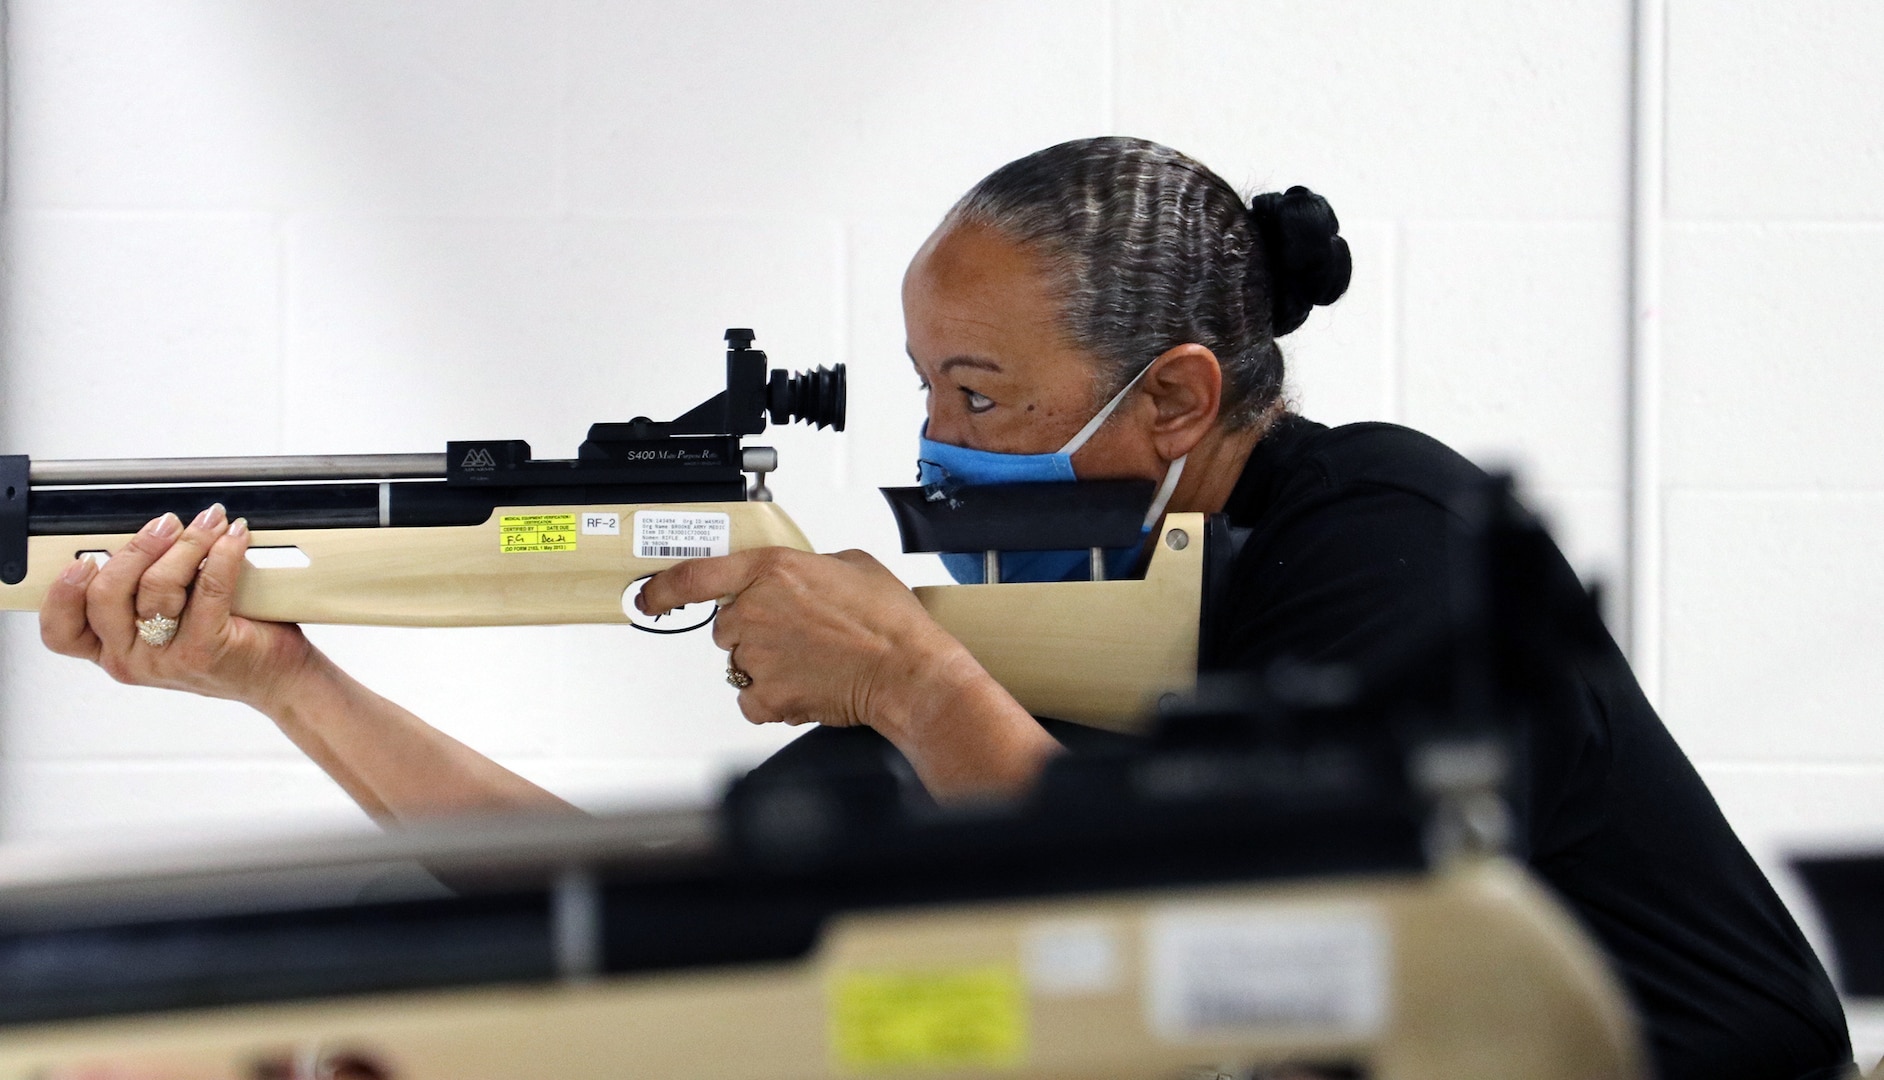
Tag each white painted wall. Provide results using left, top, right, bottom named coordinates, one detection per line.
left=1, top=0, right=1881, bottom=1054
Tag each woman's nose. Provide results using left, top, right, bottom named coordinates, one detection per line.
left=923, top=401, right=968, bottom=447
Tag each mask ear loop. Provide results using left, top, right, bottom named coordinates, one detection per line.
left=1057, top=357, right=1186, bottom=530
left=1057, top=359, right=1162, bottom=456
left=1099, top=455, right=1187, bottom=583
left=1143, top=455, right=1187, bottom=530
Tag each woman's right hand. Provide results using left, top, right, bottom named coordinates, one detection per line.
left=39, top=504, right=315, bottom=711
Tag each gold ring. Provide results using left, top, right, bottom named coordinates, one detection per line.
left=725, top=665, right=753, bottom=690
left=136, top=613, right=181, bottom=648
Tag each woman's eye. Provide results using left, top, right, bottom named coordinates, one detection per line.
left=963, top=389, right=995, bottom=414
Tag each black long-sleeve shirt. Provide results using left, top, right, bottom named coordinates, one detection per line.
left=753, top=414, right=1852, bottom=1078
left=1206, top=414, right=1849, bottom=1079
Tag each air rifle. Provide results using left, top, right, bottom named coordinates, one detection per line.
left=0, top=329, right=1205, bottom=732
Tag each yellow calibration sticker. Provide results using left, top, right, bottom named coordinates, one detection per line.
left=498, top=513, right=578, bottom=553
left=829, top=965, right=1026, bottom=1071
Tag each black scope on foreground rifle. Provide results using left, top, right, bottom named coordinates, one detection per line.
left=0, top=329, right=844, bottom=586
left=0, top=477, right=1650, bottom=1077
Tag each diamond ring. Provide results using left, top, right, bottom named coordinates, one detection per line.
left=136, top=613, right=181, bottom=648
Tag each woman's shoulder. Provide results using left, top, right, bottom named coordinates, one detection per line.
left=1229, top=414, right=1490, bottom=526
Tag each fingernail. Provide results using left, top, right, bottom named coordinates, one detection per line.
left=193, top=503, right=228, bottom=530
left=634, top=591, right=649, bottom=614
left=150, top=513, right=182, bottom=538
left=59, top=558, right=96, bottom=585
left=229, top=517, right=249, bottom=538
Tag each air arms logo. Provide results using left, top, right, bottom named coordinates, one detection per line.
left=460, top=448, right=497, bottom=470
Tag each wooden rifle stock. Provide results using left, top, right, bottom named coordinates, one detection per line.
left=911, top=513, right=1203, bottom=733
left=0, top=506, right=1202, bottom=734
left=0, top=859, right=1644, bottom=1080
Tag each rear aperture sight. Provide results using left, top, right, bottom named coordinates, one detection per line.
left=768, top=365, right=846, bottom=431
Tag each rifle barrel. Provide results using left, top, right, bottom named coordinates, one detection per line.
left=30, top=454, right=448, bottom=486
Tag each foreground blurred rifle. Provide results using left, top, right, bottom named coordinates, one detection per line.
left=0, top=477, right=1646, bottom=1078
left=0, top=329, right=1204, bottom=731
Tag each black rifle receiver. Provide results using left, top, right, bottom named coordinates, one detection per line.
left=445, top=328, right=843, bottom=489
left=0, top=329, right=845, bottom=585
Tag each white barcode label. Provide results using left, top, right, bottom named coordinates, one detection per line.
left=1145, top=905, right=1388, bottom=1041
left=633, top=511, right=731, bottom=560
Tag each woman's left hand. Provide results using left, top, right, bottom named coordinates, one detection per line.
left=638, top=548, right=965, bottom=731
left=640, top=547, right=1065, bottom=799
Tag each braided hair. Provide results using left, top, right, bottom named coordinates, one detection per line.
left=943, top=137, right=1351, bottom=430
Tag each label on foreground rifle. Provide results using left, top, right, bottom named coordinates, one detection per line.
left=1145, top=904, right=1389, bottom=1040
left=830, top=964, right=1026, bottom=1070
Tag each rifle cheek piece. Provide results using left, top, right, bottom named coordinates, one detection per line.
left=879, top=480, right=1156, bottom=584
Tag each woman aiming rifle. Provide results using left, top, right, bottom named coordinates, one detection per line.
left=36, top=137, right=1852, bottom=1079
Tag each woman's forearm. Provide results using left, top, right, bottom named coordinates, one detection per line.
left=872, top=642, right=1064, bottom=801
left=254, top=647, right=576, bottom=824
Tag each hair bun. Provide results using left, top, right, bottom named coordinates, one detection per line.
left=1248, top=185, right=1352, bottom=336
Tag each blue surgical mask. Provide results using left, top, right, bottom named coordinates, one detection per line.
left=917, top=362, right=1187, bottom=584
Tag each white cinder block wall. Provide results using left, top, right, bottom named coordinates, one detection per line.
left=1, top=0, right=1881, bottom=1051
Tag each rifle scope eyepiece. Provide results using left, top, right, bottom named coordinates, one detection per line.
left=767, top=365, right=846, bottom=432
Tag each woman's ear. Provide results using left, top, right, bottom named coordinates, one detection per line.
left=1140, top=344, right=1223, bottom=461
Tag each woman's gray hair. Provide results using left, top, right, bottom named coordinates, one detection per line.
left=943, top=137, right=1351, bottom=430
